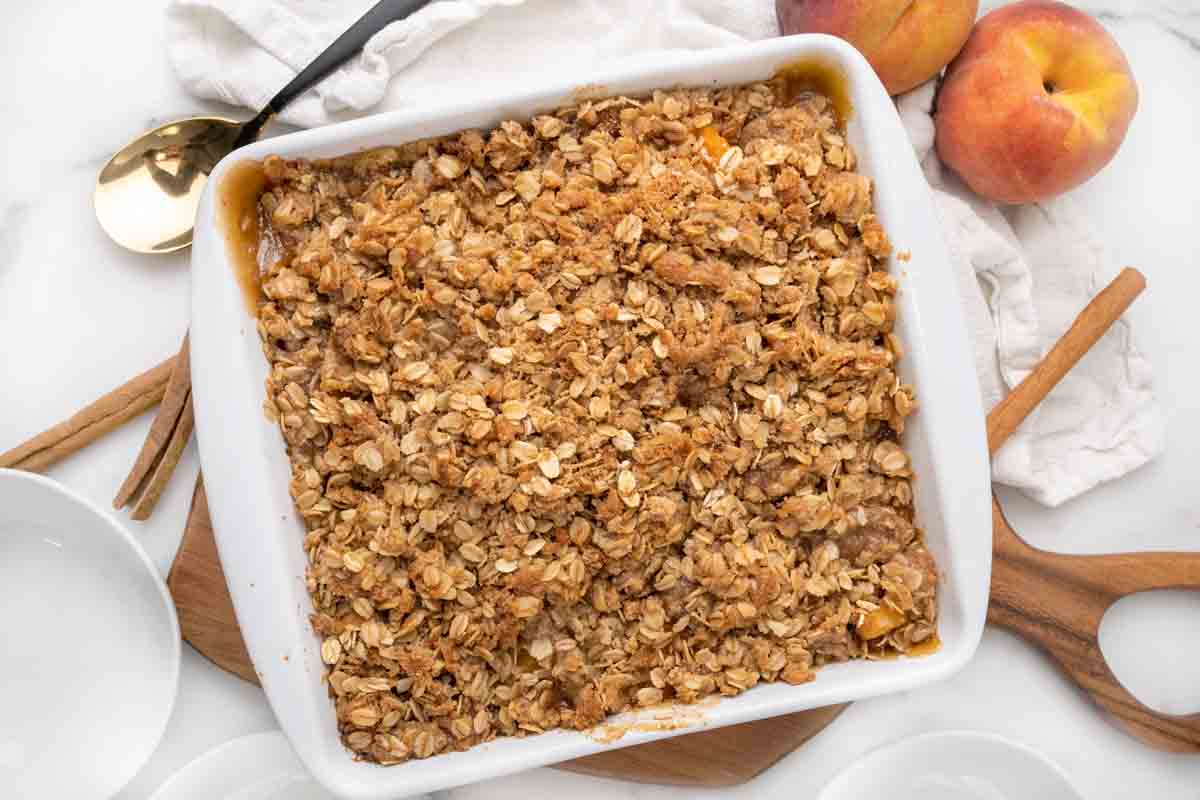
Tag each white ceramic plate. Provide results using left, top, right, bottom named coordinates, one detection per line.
left=190, top=35, right=991, bottom=799
left=150, top=732, right=334, bottom=800
left=0, top=469, right=180, bottom=800
left=818, top=731, right=1084, bottom=800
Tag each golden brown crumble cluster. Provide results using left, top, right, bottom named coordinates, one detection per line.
left=255, top=81, right=936, bottom=765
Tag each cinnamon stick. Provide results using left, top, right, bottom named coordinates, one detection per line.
left=987, top=267, right=1146, bottom=455
left=130, top=392, right=195, bottom=520
left=0, top=356, right=176, bottom=472
left=115, top=335, right=192, bottom=509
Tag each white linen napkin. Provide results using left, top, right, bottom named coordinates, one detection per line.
left=166, top=0, right=1162, bottom=506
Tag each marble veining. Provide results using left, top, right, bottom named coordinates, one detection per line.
left=1091, top=9, right=1200, bottom=50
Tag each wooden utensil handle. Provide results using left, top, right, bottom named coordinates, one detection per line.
left=1062, top=551, right=1200, bottom=598
left=989, top=498, right=1200, bottom=753
left=987, top=268, right=1146, bottom=455
left=991, top=501, right=1200, bottom=628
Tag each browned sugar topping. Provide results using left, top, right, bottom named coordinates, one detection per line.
left=255, top=81, right=935, bottom=765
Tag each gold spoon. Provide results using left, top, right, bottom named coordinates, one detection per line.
left=95, top=0, right=433, bottom=254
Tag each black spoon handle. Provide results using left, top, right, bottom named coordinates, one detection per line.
left=235, top=0, right=434, bottom=146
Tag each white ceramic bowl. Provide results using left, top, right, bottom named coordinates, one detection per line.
left=0, top=469, right=180, bottom=799
left=190, top=35, right=990, bottom=799
left=817, top=731, right=1084, bottom=800
left=150, top=732, right=334, bottom=800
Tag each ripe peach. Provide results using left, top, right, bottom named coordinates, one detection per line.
left=934, top=0, right=1138, bottom=204
left=777, top=0, right=979, bottom=95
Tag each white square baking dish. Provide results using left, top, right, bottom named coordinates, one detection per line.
left=190, top=34, right=990, bottom=800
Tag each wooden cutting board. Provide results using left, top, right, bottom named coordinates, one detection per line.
left=168, top=477, right=849, bottom=786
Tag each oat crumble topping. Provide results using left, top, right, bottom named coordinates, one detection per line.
left=254, top=81, right=936, bottom=764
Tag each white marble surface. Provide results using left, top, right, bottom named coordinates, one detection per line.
left=0, top=1, right=1198, bottom=798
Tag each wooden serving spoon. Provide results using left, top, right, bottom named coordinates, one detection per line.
left=989, top=501, right=1200, bottom=752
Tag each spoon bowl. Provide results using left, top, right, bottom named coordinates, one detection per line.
left=95, top=116, right=242, bottom=253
